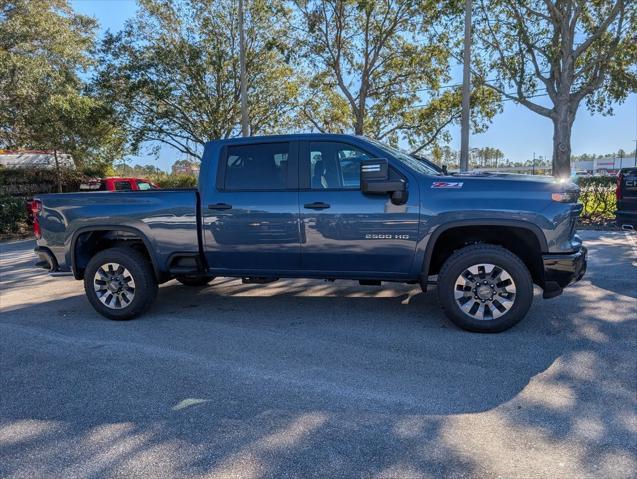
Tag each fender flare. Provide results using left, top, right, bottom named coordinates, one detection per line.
left=420, top=219, right=548, bottom=277
left=70, top=225, right=161, bottom=280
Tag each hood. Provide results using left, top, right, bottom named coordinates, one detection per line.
left=452, top=171, right=551, bottom=182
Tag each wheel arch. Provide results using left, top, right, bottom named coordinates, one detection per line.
left=422, top=220, right=548, bottom=286
left=70, top=225, right=161, bottom=281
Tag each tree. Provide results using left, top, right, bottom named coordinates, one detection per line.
left=97, top=0, right=301, bottom=159
left=474, top=0, right=637, bottom=177
left=0, top=0, right=126, bottom=167
left=293, top=0, right=500, bottom=152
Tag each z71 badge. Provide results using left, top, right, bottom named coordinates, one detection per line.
left=431, top=181, right=463, bottom=189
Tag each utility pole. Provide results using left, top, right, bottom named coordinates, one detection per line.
left=238, top=0, right=249, bottom=137
left=459, top=0, right=472, bottom=172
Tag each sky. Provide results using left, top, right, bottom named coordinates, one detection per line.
left=72, top=0, right=637, bottom=171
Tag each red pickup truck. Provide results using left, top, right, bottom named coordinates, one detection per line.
left=80, top=177, right=160, bottom=191
left=27, top=177, right=160, bottom=226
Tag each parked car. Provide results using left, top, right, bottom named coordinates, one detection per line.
left=616, top=167, right=637, bottom=230
left=80, top=177, right=160, bottom=191
left=32, top=134, right=587, bottom=333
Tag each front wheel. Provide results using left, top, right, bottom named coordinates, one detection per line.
left=437, top=244, right=533, bottom=333
left=84, top=247, right=158, bottom=320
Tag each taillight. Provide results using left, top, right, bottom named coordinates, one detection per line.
left=616, top=173, right=623, bottom=201
left=31, top=199, right=42, bottom=239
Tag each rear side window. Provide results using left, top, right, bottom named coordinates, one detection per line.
left=224, top=143, right=290, bottom=190
left=115, top=181, right=132, bottom=191
left=136, top=180, right=152, bottom=190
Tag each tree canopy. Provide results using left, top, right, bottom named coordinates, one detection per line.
left=292, top=0, right=500, bottom=152
left=474, top=0, right=636, bottom=176
left=0, top=0, right=126, bottom=167
left=96, top=0, right=301, bottom=159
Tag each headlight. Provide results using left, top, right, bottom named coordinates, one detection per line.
left=551, top=191, right=579, bottom=203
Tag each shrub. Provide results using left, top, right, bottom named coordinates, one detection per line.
left=0, top=166, right=87, bottom=196
left=0, top=195, right=29, bottom=236
left=573, top=175, right=617, bottom=187
left=578, top=185, right=616, bottom=223
left=152, top=174, right=197, bottom=189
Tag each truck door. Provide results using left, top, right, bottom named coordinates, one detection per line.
left=202, top=141, right=301, bottom=272
left=298, top=140, right=419, bottom=275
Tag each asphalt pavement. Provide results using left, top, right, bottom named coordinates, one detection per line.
left=0, top=230, right=636, bottom=478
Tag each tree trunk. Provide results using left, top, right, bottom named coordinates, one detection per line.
left=238, top=0, right=249, bottom=137
left=551, top=107, right=573, bottom=178
left=354, top=111, right=364, bottom=135
left=53, top=149, right=62, bottom=193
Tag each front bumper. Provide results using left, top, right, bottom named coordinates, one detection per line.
left=542, top=246, right=587, bottom=299
left=616, top=211, right=637, bottom=230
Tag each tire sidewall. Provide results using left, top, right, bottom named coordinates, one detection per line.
left=437, top=246, right=533, bottom=333
left=84, top=248, right=156, bottom=320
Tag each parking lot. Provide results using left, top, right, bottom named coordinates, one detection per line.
left=1, top=230, right=636, bottom=478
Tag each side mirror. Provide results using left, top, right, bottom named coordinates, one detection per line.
left=442, top=165, right=448, bottom=175
left=361, top=159, right=407, bottom=204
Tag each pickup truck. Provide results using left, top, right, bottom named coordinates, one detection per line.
left=616, top=167, right=637, bottom=230
left=33, top=134, right=587, bottom=333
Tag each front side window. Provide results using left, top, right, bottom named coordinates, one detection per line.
left=224, top=143, right=289, bottom=190
left=309, top=142, right=371, bottom=189
left=136, top=180, right=152, bottom=190
left=115, top=181, right=132, bottom=191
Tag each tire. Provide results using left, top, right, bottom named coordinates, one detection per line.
left=436, top=244, right=533, bottom=333
left=83, top=247, right=158, bottom=320
left=175, top=275, right=215, bottom=287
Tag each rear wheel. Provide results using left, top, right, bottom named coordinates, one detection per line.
left=437, top=244, right=533, bottom=333
left=175, top=275, right=215, bottom=287
left=84, top=247, right=157, bottom=320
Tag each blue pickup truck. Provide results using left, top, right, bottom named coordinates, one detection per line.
left=33, top=134, right=587, bottom=332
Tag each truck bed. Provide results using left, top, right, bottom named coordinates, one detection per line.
left=37, top=190, right=200, bottom=274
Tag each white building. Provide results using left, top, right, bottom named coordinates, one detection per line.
left=574, top=156, right=637, bottom=174
left=0, top=150, right=75, bottom=169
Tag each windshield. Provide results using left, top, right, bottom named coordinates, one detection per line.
left=366, top=139, right=442, bottom=175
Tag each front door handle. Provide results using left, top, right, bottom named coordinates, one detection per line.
left=208, top=203, right=232, bottom=210
left=304, top=202, right=331, bottom=210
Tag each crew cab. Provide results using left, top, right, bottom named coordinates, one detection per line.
left=33, top=134, right=587, bottom=332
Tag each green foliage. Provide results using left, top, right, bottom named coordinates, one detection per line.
left=0, top=0, right=127, bottom=167
left=579, top=185, right=617, bottom=223
left=113, top=163, right=164, bottom=178
left=574, top=176, right=617, bottom=187
left=0, top=165, right=89, bottom=236
left=293, top=0, right=500, bottom=152
left=0, top=166, right=86, bottom=196
left=113, top=163, right=198, bottom=188
left=152, top=174, right=198, bottom=189
left=0, top=195, right=28, bottom=235
left=96, top=0, right=300, bottom=159
left=474, top=0, right=636, bottom=177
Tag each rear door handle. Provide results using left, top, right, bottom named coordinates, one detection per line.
left=304, top=202, right=331, bottom=210
left=208, top=203, right=232, bottom=210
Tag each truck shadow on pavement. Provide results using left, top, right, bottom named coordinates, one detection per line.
left=1, top=233, right=635, bottom=477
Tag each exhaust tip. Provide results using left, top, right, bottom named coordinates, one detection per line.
left=621, top=224, right=635, bottom=231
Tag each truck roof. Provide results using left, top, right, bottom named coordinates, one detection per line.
left=205, top=133, right=362, bottom=147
